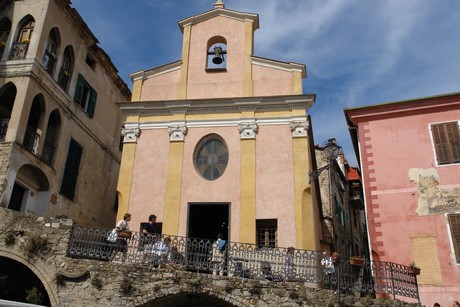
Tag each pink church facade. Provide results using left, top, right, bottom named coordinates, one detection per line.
left=345, top=93, right=460, bottom=305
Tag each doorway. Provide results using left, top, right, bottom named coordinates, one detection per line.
left=9, top=183, right=25, bottom=211
left=187, top=203, right=229, bottom=241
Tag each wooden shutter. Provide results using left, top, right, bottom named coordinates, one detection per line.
left=448, top=214, right=460, bottom=263
left=60, top=139, right=82, bottom=200
left=87, top=88, right=97, bottom=118
left=431, top=122, right=460, bottom=164
left=74, top=73, right=85, bottom=104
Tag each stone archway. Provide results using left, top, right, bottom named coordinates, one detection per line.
left=140, top=292, right=236, bottom=307
left=0, top=249, right=59, bottom=306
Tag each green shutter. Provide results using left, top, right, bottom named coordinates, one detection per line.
left=60, top=139, right=83, bottom=200
left=87, top=88, right=97, bottom=118
left=74, top=73, right=85, bottom=104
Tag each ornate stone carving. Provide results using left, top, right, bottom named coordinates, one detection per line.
left=168, top=125, right=188, bottom=141
left=238, top=123, right=258, bottom=139
left=121, top=128, right=141, bottom=143
left=290, top=121, right=309, bottom=137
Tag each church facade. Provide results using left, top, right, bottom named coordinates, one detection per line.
left=117, top=1, right=319, bottom=250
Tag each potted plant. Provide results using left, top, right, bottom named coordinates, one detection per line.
left=408, top=262, right=421, bottom=275
left=0, top=41, right=5, bottom=48
left=349, top=256, right=365, bottom=267
left=23, top=38, right=30, bottom=45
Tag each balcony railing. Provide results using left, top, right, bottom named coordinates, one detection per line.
left=0, top=119, right=8, bottom=141
left=42, top=50, right=56, bottom=75
left=67, top=225, right=420, bottom=302
left=9, top=42, right=28, bottom=60
left=23, top=126, right=40, bottom=155
left=41, top=140, right=55, bottom=166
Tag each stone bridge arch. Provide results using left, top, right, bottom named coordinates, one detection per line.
left=0, top=248, right=59, bottom=306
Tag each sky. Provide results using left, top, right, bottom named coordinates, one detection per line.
left=71, top=0, right=460, bottom=166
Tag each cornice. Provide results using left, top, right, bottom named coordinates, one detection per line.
left=178, top=7, right=259, bottom=32
left=130, top=60, right=182, bottom=82
left=117, top=95, right=315, bottom=117
left=252, top=56, right=307, bottom=78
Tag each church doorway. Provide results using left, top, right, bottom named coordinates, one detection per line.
left=187, top=203, right=229, bottom=241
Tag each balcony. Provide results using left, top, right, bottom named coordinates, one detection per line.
left=41, top=140, right=55, bottom=166
left=42, top=50, right=56, bottom=75
left=22, top=126, right=40, bottom=155
left=9, top=42, right=28, bottom=60
left=67, top=225, right=420, bottom=302
left=0, top=119, right=8, bottom=141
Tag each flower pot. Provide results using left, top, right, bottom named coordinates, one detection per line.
left=408, top=267, right=421, bottom=275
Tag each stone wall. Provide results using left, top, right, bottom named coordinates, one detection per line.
left=0, top=207, right=421, bottom=306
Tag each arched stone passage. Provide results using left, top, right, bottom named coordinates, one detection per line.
left=0, top=249, right=59, bottom=306
left=140, top=293, right=236, bottom=307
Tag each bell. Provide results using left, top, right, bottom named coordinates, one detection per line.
left=212, top=46, right=224, bottom=65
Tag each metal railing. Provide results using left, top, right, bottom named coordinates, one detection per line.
left=22, top=126, right=40, bottom=155
left=0, top=119, right=8, bottom=141
left=67, top=225, right=419, bottom=302
left=9, top=42, right=28, bottom=60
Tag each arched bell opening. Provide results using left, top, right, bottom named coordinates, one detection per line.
left=206, top=36, right=227, bottom=71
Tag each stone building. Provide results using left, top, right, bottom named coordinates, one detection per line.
left=116, top=1, right=320, bottom=250
left=313, top=141, right=367, bottom=258
left=0, top=0, right=130, bottom=227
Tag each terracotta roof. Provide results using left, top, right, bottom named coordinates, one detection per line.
left=347, top=167, right=360, bottom=181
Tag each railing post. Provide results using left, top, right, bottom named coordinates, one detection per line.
left=390, top=262, right=395, bottom=300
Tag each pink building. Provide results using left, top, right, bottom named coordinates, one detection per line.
left=345, top=93, right=460, bottom=305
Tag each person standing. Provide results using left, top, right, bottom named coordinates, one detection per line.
left=141, top=214, right=157, bottom=263
left=210, top=233, right=227, bottom=276
left=107, top=213, right=131, bottom=263
left=285, top=247, right=296, bottom=281
left=321, top=250, right=336, bottom=289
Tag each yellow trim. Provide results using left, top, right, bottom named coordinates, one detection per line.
left=292, top=70, right=303, bottom=95
left=162, top=141, right=185, bottom=236
left=243, top=21, right=254, bottom=96
left=131, top=78, right=143, bottom=101
left=116, top=142, right=137, bottom=223
left=239, top=138, right=256, bottom=244
left=177, top=25, right=191, bottom=99
left=292, top=137, right=317, bottom=250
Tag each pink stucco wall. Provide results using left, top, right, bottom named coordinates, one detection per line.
left=349, top=97, right=460, bottom=305
left=252, top=65, right=293, bottom=97
left=140, top=69, right=181, bottom=101
left=256, top=125, right=297, bottom=247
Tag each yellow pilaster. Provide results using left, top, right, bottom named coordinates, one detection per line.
left=239, top=138, right=256, bottom=244
left=162, top=140, right=185, bottom=236
left=243, top=21, right=254, bottom=96
left=116, top=142, right=137, bottom=223
left=292, top=70, right=303, bottom=95
left=131, top=78, right=143, bottom=101
left=293, top=137, right=318, bottom=250
left=177, top=25, right=191, bottom=99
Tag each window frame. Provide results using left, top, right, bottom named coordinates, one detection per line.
left=430, top=121, right=460, bottom=165
left=256, top=219, right=278, bottom=248
left=74, top=73, right=97, bottom=117
left=448, top=213, right=460, bottom=263
left=60, top=138, right=83, bottom=200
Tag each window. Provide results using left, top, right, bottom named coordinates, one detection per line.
left=58, top=46, right=73, bottom=91
left=86, top=54, right=96, bottom=70
left=448, top=214, right=460, bottom=263
left=431, top=121, right=460, bottom=165
left=256, top=219, right=277, bottom=248
left=193, top=134, right=228, bottom=181
left=74, top=73, right=97, bottom=117
left=60, top=139, right=82, bottom=200
left=0, top=19, right=11, bottom=59
left=42, top=29, right=59, bottom=75
left=10, top=17, right=34, bottom=60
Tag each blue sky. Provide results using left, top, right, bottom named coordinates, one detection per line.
left=71, top=0, right=460, bottom=166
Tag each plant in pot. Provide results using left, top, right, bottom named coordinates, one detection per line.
left=408, top=262, right=421, bottom=275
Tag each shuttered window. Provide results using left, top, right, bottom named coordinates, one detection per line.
left=74, top=73, right=97, bottom=118
left=431, top=122, right=460, bottom=165
left=448, top=214, right=460, bottom=263
left=60, top=139, right=82, bottom=200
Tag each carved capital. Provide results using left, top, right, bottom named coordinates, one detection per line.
left=238, top=123, right=258, bottom=139
left=122, top=128, right=141, bottom=143
left=290, top=121, right=309, bottom=137
left=168, top=125, right=188, bottom=141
